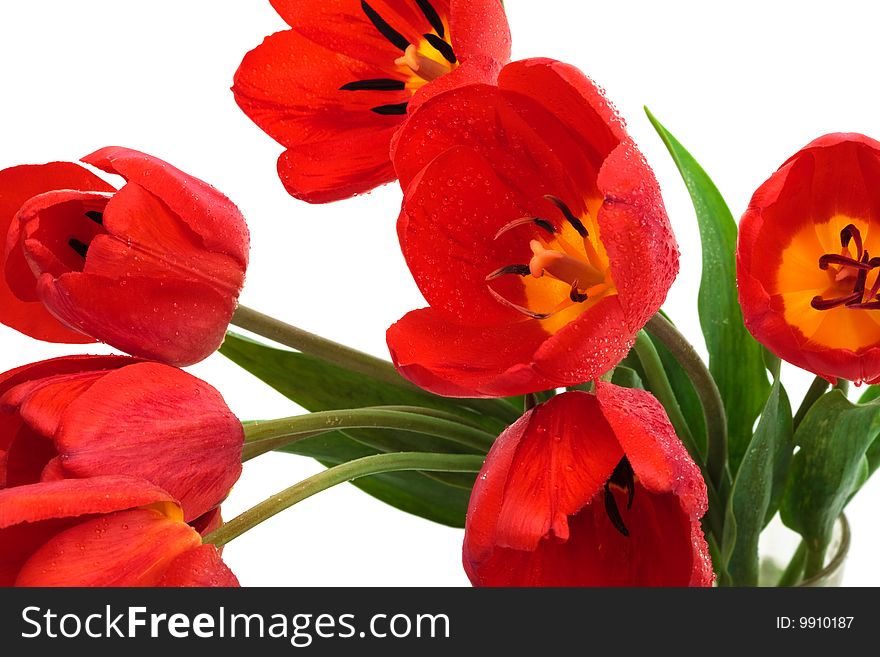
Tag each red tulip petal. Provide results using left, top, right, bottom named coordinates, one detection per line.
left=471, top=484, right=695, bottom=586
left=0, top=476, right=177, bottom=528
left=3, top=370, right=104, bottom=437
left=497, top=58, right=625, bottom=156
left=493, top=392, right=623, bottom=552
left=16, top=508, right=201, bottom=587
left=398, top=146, right=531, bottom=326
left=10, top=190, right=111, bottom=300
left=595, top=382, right=707, bottom=517
left=597, top=139, right=678, bottom=331
left=37, top=272, right=234, bottom=366
left=55, top=362, right=242, bottom=521
left=387, top=307, right=562, bottom=397
left=0, top=476, right=179, bottom=585
left=0, top=162, right=112, bottom=343
left=408, top=55, right=504, bottom=111
left=81, top=182, right=244, bottom=295
left=0, top=355, right=134, bottom=398
left=277, top=127, right=400, bottom=204
left=158, top=544, right=239, bottom=587
left=82, top=147, right=249, bottom=269
left=40, top=457, right=66, bottom=482
left=268, top=0, right=440, bottom=62
left=388, top=295, right=633, bottom=397
left=448, top=0, right=509, bottom=62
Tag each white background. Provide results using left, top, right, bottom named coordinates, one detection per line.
left=1, top=0, right=878, bottom=586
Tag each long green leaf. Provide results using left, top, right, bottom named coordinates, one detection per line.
left=220, top=333, right=493, bottom=526
left=780, top=391, right=880, bottom=558
left=646, top=109, right=770, bottom=472
left=724, top=377, right=793, bottom=585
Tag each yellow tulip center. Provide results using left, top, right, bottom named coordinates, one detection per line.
left=486, top=195, right=616, bottom=334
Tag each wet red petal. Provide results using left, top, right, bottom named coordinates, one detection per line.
left=597, top=139, right=678, bottom=331
left=55, top=362, right=243, bottom=521
left=4, top=425, right=58, bottom=488
left=0, top=162, right=112, bottom=343
left=15, top=508, right=201, bottom=587
left=158, top=544, right=239, bottom=587
left=82, top=147, right=249, bottom=269
left=37, top=272, right=235, bottom=366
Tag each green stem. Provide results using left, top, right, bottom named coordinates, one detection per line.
left=646, top=314, right=730, bottom=496
left=633, top=331, right=702, bottom=462
left=803, top=544, right=827, bottom=580
left=229, top=305, right=520, bottom=424
left=793, top=376, right=830, bottom=431
left=632, top=330, right=725, bottom=546
left=777, top=541, right=807, bottom=587
left=242, top=407, right=495, bottom=461
left=204, top=452, right=486, bottom=547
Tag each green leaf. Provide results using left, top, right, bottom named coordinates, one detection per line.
left=724, top=377, right=793, bottom=585
left=220, top=333, right=493, bottom=526
left=780, top=391, right=880, bottom=556
left=647, top=109, right=770, bottom=472
left=610, top=365, right=644, bottom=390
left=858, top=385, right=880, bottom=404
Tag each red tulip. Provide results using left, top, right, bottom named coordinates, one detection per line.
left=0, top=147, right=249, bottom=366
left=0, top=355, right=243, bottom=522
left=0, top=476, right=238, bottom=587
left=232, top=0, right=511, bottom=203
left=463, top=386, right=712, bottom=587
left=386, top=58, right=678, bottom=397
left=738, top=133, right=880, bottom=384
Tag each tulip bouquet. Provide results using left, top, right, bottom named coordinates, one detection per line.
left=1, top=0, right=878, bottom=589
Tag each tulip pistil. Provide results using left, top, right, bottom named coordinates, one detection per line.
left=486, top=195, right=613, bottom=324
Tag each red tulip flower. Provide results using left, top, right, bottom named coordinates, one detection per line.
left=232, top=0, right=511, bottom=203
left=0, top=476, right=238, bottom=586
left=387, top=59, right=678, bottom=397
left=0, top=147, right=249, bottom=366
left=0, top=355, right=244, bottom=522
left=463, top=386, right=712, bottom=587
left=738, top=133, right=880, bottom=384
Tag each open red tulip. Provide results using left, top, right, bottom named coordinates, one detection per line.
left=463, top=385, right=712, bottom=587
left=387, top=58, right=678, bottom=397
left=738, top=133, right=880, bottom=384
left=0, top=355, right=243, bottom=522
left=0, top=147, right=249, bottom=366
left=0, top=476, right=238, bottom=587
left=232, top=0, right=511, bottom=203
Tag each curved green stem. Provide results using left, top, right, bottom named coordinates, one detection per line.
left=204, top=452, right=486, bottom=547
left=229, top=305, right=520, bottom=424
left=242, top=407, right=496, bottom=461
left=633, top=331, right=701, bottom=462
left=634, top=331, right=724, bottom=544
left=646, top=314, right=730, bottom=496
left=793, top=376, right=830, bottom=430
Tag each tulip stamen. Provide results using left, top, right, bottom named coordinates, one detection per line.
left=340, top=79, right=408, bottom=92
left=415, top=0, right=445, bottom=38
left=544, top=195, right=588, bottom=237
left=370, top=102, right=409, bottom=115
left=813, top=225, right=880, bottom=310
left=486, top=264, right=531, bottom=280
left=85, top=210, right=104, bottom=225
left=603, top=457, right=635, bottom=538
left=68, top=238, right=89, bottom=259
left=361, top=1, right=410, bottom=51
left=424, top=33, right=457, bottom=64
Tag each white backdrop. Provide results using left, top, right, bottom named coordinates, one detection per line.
left=1, top=0, right=878, bottom=586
